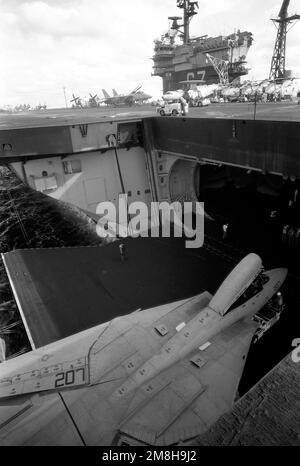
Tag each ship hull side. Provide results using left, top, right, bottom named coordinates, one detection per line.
left=161, top=65, right=247, bottom=92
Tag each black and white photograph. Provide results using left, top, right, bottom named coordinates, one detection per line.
left=0, top=0, right=299, bottom=449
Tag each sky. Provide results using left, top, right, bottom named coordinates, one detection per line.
left=0, top=0, right=300, bottom=108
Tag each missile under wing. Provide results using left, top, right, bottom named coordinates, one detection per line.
left=0, top=253, right=287, bottom=446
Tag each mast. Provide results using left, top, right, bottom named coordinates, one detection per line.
left=183, top=0, right=190, bottom=44
left=169, top=1, right=199, bottom=45
left=269, top=0, right=300, bottom=80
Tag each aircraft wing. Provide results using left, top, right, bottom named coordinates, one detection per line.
left=130, top=84, right=142, bottom=94
left=114, top=319, right=256, bottom=445
left=56, top=317, right=257, bottom=446
left=0, top=316, right=256, bottom=446
left=0, top=250, right=286, bottom=446
left=0, top=392, right=85, bottom=446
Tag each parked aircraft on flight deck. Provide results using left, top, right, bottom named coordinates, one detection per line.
left=70, top=93, right=84, bottom=108
left=101, top=85, right=152, bottom=106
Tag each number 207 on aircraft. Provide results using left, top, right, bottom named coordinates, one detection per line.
left=54, top=367, right=86, bottom=389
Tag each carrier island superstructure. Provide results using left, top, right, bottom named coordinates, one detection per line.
left=152, top=0, right=253, bottom=92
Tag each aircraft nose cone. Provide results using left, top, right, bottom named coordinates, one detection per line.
left=277, top=267, right=288, bottom=282
left=270, top=268, right=288, bottom=290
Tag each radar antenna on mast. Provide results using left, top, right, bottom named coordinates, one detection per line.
left=269, top=0, right=300, bottom=81
left=168, top=0, right=199, bottom=44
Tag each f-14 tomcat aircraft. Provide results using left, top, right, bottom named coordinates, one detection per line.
left=0, top=253, right=287, bottom=446
left=101, top=85, right=152, bottom=106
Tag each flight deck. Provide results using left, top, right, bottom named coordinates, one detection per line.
left=1, top=102, right=300, bottom=131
